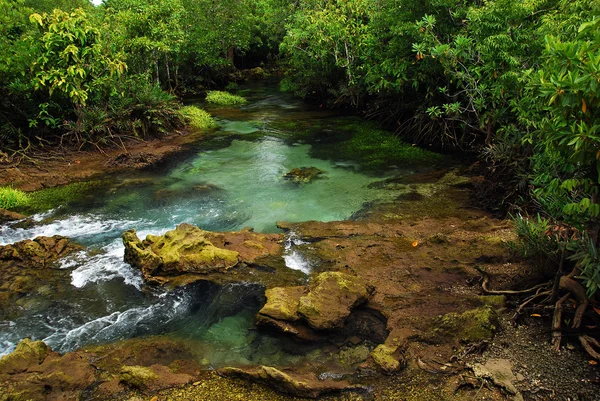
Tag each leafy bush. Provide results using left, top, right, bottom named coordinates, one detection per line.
left=0, top=187, right=30, bottom=210
left=178, top=106, right=217, bottom=130
left=205, top=91, right=247, bottom=105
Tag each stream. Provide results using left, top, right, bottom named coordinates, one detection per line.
left=0, top=80, right=442, bottom=366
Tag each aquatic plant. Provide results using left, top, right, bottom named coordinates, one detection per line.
left=179, top=106, right=217, bottom=130
left=205, top=91, right=247, bottom=106
left=27, top=181, right=105, bottom=213
left=0, top=187, right=30, bottom=210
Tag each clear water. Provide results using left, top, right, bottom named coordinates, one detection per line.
left=0, top=80, right=434, bottom=364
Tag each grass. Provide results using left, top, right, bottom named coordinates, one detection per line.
left=205, top=91, right=247, bottom=106
left=26, top=181, right=105, bottom=213
left=0, top=187, right=30, bottom=210
left=179, top=106, right=217, bottom=130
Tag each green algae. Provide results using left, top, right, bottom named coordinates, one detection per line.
left=432, top=306, right=499, bottom=343
left=23, top=180, right=106, bottom=213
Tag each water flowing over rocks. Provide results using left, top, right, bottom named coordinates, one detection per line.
left=283, top=167, right=326, bottom=183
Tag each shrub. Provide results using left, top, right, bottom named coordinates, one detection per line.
left=205, top=91, right=247, bottom=105
left=178, top=106, right=217, bottom=130
left=0, top=187, right=30, bottom=210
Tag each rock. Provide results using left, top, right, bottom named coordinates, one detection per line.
left=123, top=223, right=304, bottom=288
left=0, top=208, right=27, bottom=224
left=283, top=167, right=326, bottom=183
left=298, top=272, right=373, bottom=330
left=471, top=358, right=524, bottom=401
left=119, top=365, right=158, bottom=388
left=0, top=340, right=95, bottom=401
left=368, top=344, right=404, bottom=373
left=219, top=366, right=365, bottom=398
left=258, top=286, right=307, bottom=321
left=0, top=339, right=50, bottom=374
left=432, top=306, right=499, bottom=343
left=0, top=236, right=82, bottom=318
left=124, top=223, right=239, bottom=277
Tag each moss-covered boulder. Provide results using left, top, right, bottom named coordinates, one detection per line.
left=298, top=272, right=373, bottom=330
left=258, top=286, right=307, bottom=321
left=119, top=365, right=158, bottom=389
left=432, top=306, right=499, bottom=343
left=123, top=223, right=305, bottom=288
left=123, top=223, right=239, bottom=277
left=0, top=339, right=50, bottom=374
left=283, top=167, right=326, bottom=183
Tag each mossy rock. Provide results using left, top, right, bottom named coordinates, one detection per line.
left=298, top=272, right=373, bottom=330
left=259, top=286, right=307, bottom=321
left=119, top=365, right=158, bottom=389
left=0, top=339, right=50, bottom=375
left=283, top=167, right=326, bottom=184
left=123, top=223, right=239, bottom=277
left=369, top=344, right=403, bottom=373
left=432, top=306, right=499, bottom=343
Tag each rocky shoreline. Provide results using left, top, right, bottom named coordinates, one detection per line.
left=0, top=168, right=599, bottom=400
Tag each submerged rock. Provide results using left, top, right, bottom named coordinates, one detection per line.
left=0, top=236, right=83, bottom=318
left=219, top=366, right=365, bottom=398
left=283, top=167, right=326, bottom=183
left=123, top=223, right=304, bottom=288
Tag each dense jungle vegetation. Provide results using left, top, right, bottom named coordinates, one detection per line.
left=1, top=0, right=600, bottom=355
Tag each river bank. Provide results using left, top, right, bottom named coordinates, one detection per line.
left=0, top=80, right=598, bottom=400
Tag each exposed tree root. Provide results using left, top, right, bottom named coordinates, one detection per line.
left=474, top=266, right=551, bottom=295
left=580, top=335, right=600, bottom=360
left=552, top=293, right=570, bottom=351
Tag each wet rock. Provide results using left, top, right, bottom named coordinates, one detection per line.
left=123, top=223, right=304, bottom=288
left=120, top=365, right=158, bottom=388
left=219, top=366, right=365, bottom=398
left=283, top=167, right=326, bottom=183
left=298, top=272, right=373, bottom=330
left=0, top=208, right=27, bottom=224
left=0, top=236, right=83, bottom=318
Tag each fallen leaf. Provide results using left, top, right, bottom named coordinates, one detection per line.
left=593, top=306, right=600, bottom=315
left=530, top=313, right=542, bottom=317
left=412, top=241, right=419, bottom=247
left=589, top=360, right=598, bottom=365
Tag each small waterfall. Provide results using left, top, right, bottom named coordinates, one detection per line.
left=283, top=231, right=311, bottom=274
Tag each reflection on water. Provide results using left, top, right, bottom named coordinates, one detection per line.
left=0, top=79, right=435, bottom=365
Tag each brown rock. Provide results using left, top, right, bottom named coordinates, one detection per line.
left=219, top=366, right=365, bottom=398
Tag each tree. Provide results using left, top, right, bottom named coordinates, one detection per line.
left=29, top=8, right=125, bottom=128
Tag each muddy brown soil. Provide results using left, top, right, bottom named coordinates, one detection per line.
left=0, top=129, right=205, bottom=192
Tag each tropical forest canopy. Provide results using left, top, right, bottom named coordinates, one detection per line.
left=1, top=0, right=600, bottom=296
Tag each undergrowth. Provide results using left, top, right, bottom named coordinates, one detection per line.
left=0, top=187, right=30, bottom=210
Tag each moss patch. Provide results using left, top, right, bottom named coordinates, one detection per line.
left=206, top=91, right=247, bottom=105
left=179, top=106, right=217, bottom=130
left=24, top=181, right=105, bottom=213
left=119, top=365, right=157, bottom=389
left=432, top=306, right=499, bottom=343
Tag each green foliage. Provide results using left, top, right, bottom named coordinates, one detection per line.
left=0, top=187, right=30, bottom=210
left=511, top=214, right=559, bottom=260
left=568, top=234, right=600, bottom=297
left=179, top=106, right=216, bottom=131
left=205, top=91, right=247, bottom=106
left=29, top=8, right=126, bottom=125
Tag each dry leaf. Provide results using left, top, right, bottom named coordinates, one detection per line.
left=589, top=360, right=598, bottom=365
left=582, top=98, right=587, bottom=114
left=530, top=313, right=542, bottom=317
left=412, top=241, right=419, bottom=247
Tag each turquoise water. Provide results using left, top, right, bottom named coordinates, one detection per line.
left=0, top=79, right=442, bottom=366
